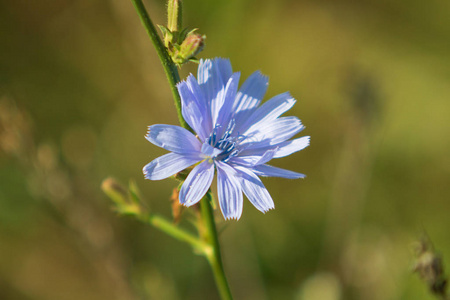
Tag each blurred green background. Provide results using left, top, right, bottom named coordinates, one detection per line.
left=1, top=0, right=450, bottom=299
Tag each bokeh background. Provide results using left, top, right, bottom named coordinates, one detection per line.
left=1, top=0, right=450, bottom=299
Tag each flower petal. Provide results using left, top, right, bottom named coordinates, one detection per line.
left=229, top=148, right=277, bottom=167
left=239, top=136, right=310, bottom=158
left=146, top=124, right=202, bottom=153
left=240, top=92, right=296, bottom=134
left=186, top=74, right=213, bottom=137
left=197, top=58, right=233, bottom=108
left=240, top=116, right=304, bottom=148
left=216, top=161, right=243, bottom=220
left=143, top=152, right=202, bottom=180
left=178, top=78, right=210, bottom=140
left=232, top=71, right=268, bottom=126
left=273, top=136, right=310, bottom=158
left=235, top=166, right=274, bottom=213
left=179, top=160, right=215, bottom=206
left=252, top=164, right=306, bottom=179
left=214, top=72, right=241, bottom=131
left=185, top=74, right=208, bottom=111
left=201, top=142, right=223, bottom=158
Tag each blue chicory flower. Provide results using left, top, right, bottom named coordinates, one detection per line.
left=143, top=58, right=310, bottom=220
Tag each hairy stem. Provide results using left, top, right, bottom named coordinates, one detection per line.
left=129, top=1, right=232, bottom=299
left=130, top=0, right=190, bottom=131
left=200, top=193, right=233, bottom=300
left=139, top=213, right=208, bottom=252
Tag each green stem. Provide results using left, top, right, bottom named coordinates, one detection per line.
left=139, top=213, right=208, bottom=253
left=130, top=1, right=233, bottom=299
left=130, top=0, right=191, bottom=131
left=200, top=193, right=233, bottom=300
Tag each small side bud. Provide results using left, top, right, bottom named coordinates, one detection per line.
left=167, top=0, right=182, bottom=33
left=173, top=32, right=205, bottom=65
left=102, top=177, right=128, bottom=206
left=160, top=0, right=205, bottom=66
left=102, top=177, right=143, bottom=216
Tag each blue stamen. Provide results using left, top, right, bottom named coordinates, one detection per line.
left=204, top=119, right=244, bottom=162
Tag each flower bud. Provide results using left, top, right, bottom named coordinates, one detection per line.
left=102, top=178, right=143, bottom=215
left=173, top=33, right=205, bottom=65
left=167, top=0, right=182, bottom=33
left=102, top=177, right=128, bottom=206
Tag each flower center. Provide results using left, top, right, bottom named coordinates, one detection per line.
left=202, top=120, right=245, bottom=162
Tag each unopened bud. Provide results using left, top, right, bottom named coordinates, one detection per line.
left=102, top=177, right=143, bottom=215
left=173, top=33, right=205, bottom=65
left=167, top=0, right=182, bottom=33
left=102, top=177, right=128, bottom=206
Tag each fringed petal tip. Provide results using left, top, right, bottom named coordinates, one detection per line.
left=261, top=204, right=275, bottom=213
left=223, top=214, right=240, bottom=221
left=142, top=166, right=148, bottom=176
left=254, top=70, right=269, bottom=83
left=144, top=124, right=156, bottom=138
left=176, top=73, right=195, bottom=88
left=142, top=165, right=155, bottom=180
left=303, top=135, right=311, bottom=145
left=222, top=205, right=244, bottom=220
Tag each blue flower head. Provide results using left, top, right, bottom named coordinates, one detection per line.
left=143, top=58, right=310, bottom=220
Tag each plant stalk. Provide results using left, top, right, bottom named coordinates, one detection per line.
left=130, top=0, right=190, bottom=131
left=200, top=193, right=233, bottom=300
left=129, top=1, right=232, bottom=299
left=140, top=213, right=208, bottom=252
